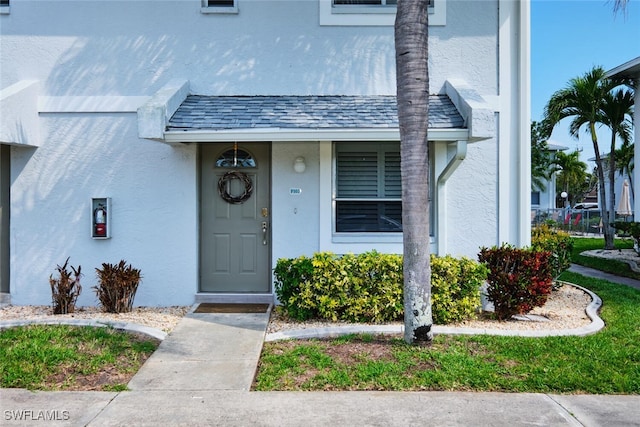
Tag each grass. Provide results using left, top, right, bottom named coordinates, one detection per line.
left=254, top=272, right=640, bottom=394
left=571, top=237, right=640, bottom=280
left=0, top=325, right=158, bottom=391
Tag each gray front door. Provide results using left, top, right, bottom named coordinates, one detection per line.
left=200, top=143, right=271, bottom=293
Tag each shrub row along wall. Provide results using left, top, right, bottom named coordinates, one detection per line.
left=274, top=226, right=573, bottom=325
left=274, top=251, right=487, bottom=325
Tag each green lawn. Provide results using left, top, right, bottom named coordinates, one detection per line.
left=571, top=237, right=640, bottom=280
left=0, top=325, right=158, bottom=391
left=254, top=272, right=640, bottom=393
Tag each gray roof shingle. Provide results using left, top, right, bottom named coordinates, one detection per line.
left=167, top=95, right=465, bottom=131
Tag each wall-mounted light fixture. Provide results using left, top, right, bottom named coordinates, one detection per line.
left=293, top=156, right=306, bottom=173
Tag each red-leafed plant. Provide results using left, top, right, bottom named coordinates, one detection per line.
left=94, top=260, right=142, bottom=313
left=478, top=244, right=554, bottom=320
left=49, top=257, right=82, bottom=314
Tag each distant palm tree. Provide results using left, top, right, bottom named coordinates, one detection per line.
left=551, top=150, right=589, bottom=207
left=543, top=66, right=618, bottom=248
left=616, top=142, right=635, bottom=199
left=531, top=121, right=552, bottom=191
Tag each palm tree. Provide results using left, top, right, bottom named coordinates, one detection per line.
left=601, top=88, right=634, bottom=224
left=543, top=66, right=618, bottom=249
left=611, top=0, right=630, bottom=15
left=551, top=150, right=589, bottom=207
left=395, top=0, right=432, bottom=345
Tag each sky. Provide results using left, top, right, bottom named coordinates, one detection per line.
left=531, top=0, right=640, bottom=166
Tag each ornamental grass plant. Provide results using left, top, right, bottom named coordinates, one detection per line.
left=49, top=257, right=82, bottom=315
left=93, top=260, right=142, bottom=313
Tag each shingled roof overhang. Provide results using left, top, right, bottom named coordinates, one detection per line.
left=163, top=95, right=468, bottom=143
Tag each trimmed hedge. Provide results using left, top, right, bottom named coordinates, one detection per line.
left=273, top=251, right=487, bottom=325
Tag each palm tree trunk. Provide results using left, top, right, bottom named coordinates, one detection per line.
left=395, top=0, right=432, bottom=344
left=608, top=135, right=617, bottom=238
left=591, top=123, right=615, bottom=249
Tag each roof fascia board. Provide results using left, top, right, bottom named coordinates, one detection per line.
left=605, top=56, right=640, bottom=79
left=444, top=79, right=495, bottom=142
left=0, top=80, right=40, bottom=147
left=137, top=79, right=190, bottom=140
left=163, top=128, right=469, bottom=144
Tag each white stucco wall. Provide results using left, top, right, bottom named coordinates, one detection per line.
left=0, top=0, right=525, bottom=305
left=271, top=142, right=321, bottom=261
left=10, top=112, right=198, bottom=306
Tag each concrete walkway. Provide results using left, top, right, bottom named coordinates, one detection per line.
left=2, top=268, right=640, bottom=426
left=128, top=311, right=269, bottom=392
left=569, top=263, right=640, bottom=290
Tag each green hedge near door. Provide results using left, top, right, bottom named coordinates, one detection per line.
left=273, top=251, right=487, bottom=325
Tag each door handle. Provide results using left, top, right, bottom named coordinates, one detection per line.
left=262, top=221, right=268, bottom=245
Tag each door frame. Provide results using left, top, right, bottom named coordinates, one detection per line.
left=196, top=142, right=273, bottom=302
left=0, top=145, right=10, bottom=300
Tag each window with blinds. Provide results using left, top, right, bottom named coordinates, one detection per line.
left=332, top=0, right=433, bottom=8
left=333, top=0, right=397, bottom=5
left=335, top=143, right=402, bottom=233
left=201, top=0, right=237, bottom=14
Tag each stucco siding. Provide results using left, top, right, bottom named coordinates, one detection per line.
left=271, top=142, right=321, bottom=261
left=1, top=0, right=527, bottom=306
left=1, top=1, right=498, bottom=97
left=10, top=112, right=198, bottom=306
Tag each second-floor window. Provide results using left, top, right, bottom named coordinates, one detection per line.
left=202, top=0, right=238, bottom=14
left=322, top=0, right=443, bottom=26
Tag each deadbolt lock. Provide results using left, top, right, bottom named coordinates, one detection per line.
left=261, top=208, right=269, bottom=217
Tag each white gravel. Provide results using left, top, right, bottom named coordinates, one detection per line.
left=1, top=283, right=593, bottom=335
left=267, top=283, right=592, bottom=333
left=0, top=305, right=190, bottom=333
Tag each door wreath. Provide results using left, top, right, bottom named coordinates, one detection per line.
left=218, top=171, right=253, bottom=204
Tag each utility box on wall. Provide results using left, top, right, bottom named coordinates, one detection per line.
left=91, top=197, right=111, bottom=239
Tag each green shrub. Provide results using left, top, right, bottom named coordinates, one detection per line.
left=531, top=224, right=574, bottom=278
left=431, top=255, right=486, bottom=324
left=274, top=251, right=487, bottom=324
left=275, top=251, right=403, bottom=323
left=273, top=255, right=315, bottom=320
left=93, top=260, right=142, bottom=313
left=478, top=244, right=553, bottom=320
left=49, top=257, right=82, bottom=314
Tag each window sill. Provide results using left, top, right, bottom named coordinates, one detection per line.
left=200, top=6, right=238, bottom=14
left=332, top=233, right=403, bottom=244
left=0, top=6, right=9, bottom=15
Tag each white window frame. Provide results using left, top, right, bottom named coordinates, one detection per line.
left=0, top=0, right=9, bottom=15
left=201, top=0, right=238, bottom=15
left=333, top=141, right=403, bottom=239
left=320, top=0, right=445, bottom=27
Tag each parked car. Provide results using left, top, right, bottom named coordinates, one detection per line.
left=573, top=203, right=599, bottom=210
